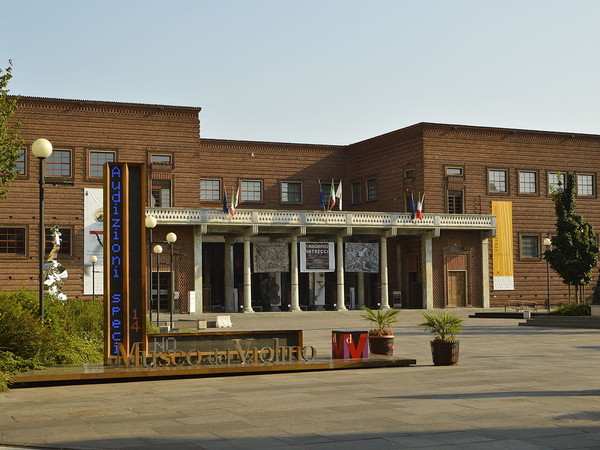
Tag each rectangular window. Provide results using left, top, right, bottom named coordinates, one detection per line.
left=281, top=181, right=302, bottom=203
left=16, top=148, right=26, bottom=175
left=446, top=167, right=463, bottom=176
left=45, top=228, right=72, bottom=256
left=577, top=174, right=595, bottom=196
left=352, top=182, right=362, bottom=204
left=241, top=180, right=262, bottom=202
left=520, top=235, right=540, bottom=259
left=518, top=171, right=537, bottom=194
left=488, top=169, right=508, bottom=193
left=367, top=178, right=377, bottom=201
left=447, top=190, right=464, bottom=214
left=46, top=150, right=72, bottom=177
left=0, top=227, right=26, bottom=255
left=548, top=172, right=565, bottom=194
left=151, top=180, right=171, bottom=207
left=404, top=169, right=415, bottom=179
left=89, top=151, right=115, bottom=178
left=151, top=154, right=172, bottom=164
left=200, top=179, right=221, bottom=201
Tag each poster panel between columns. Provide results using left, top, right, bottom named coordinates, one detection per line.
left=253, top=243, right=289, bottom=272
left=300, top=242, right=335, bottom=272
left=344, top=242, right=379, bottom=273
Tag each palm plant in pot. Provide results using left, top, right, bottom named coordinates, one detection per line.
left=418, top=312, right=463, bottom=366
left=360, top=306, right=400, bottom=356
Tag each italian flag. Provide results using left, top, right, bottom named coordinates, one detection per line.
left=329, top=179, right=336, bottom=210
left=229, top=186, right=239, bottom=216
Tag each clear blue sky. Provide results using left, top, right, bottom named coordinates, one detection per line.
left=3, top=1, right=600, bottom=145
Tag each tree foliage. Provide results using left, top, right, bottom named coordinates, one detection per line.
left=0, top=59, right=23, bottom=200
left=545, top=173, right=599, bottom=302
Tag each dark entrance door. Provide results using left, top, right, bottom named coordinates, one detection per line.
left=151, top=272, right=170, bottom=311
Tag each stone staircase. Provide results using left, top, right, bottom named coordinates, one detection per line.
left=519, top=315, right=600, bottom=329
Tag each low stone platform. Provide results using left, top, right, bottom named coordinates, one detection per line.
left=12, top=356, right=417, bottom=387
left=519, top=315, right=600, bottom=329
left=469, top=311, right=545, bottom=319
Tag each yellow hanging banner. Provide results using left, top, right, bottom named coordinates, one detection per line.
left=491, top=201, right=514, bottom=290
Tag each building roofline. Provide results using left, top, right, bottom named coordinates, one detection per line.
left=13, top=95, right=201, bottom=114
left=200, top=137, right=345, bottom=151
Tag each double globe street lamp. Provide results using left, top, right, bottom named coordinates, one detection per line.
left=147, top=221, right=178, bottom=330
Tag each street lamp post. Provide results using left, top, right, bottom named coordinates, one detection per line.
left=166, top=232, right=177, bottom=330
left=543, top=237, right=552, bottom=311
left=153, top=244, right=163, bottom=327
left=89, top=255, right=98, bottom=301
left=31, top=138, right=53, bottom=320
left=145, top=216, right=157, bottom=324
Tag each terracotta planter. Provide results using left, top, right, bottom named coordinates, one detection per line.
left=368, top=335, right=394, bottom=356
left=430, top=340, right=459, bottom=366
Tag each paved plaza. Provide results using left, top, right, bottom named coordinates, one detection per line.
left=1, top=309, right=600, bottom=449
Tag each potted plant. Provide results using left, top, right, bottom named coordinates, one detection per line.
left=360, top=306, right=400, bottom=356
left=418, top=312, right=463, bottom=366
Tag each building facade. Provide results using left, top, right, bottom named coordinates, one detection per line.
left=2, top=96, right=598, bottom=312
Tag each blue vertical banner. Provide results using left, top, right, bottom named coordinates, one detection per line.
left=107, top=163, right=124, bottom=357
left=104, top=162, right=147, bottom=361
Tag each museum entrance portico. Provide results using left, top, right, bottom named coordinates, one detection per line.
left=146, top=208, right=496, bottom=312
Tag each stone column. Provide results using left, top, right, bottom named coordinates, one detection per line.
left=422, top=233, right=434, bottom=309
left=224, top=238, right=234, bottom=312
left=481, top=232, right=491, bottom=308
left=357, top=272, right=365, bottom=308
left=380, top=235, right=390, bottom=309
left=193, top=225, right=205, bottom=314
left=243, top=235, right=254, bottom=313
left=336, top=234, right=347, bottom=310
left=290, top=235, right=301, bottom=312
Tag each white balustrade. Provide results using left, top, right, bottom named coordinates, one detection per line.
left=146, top=208, right=495, bottom=230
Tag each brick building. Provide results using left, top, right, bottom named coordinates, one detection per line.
left=2, top=96, right=598, bottom=312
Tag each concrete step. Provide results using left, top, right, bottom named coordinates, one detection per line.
left=519, top=315, right=600, bottom=329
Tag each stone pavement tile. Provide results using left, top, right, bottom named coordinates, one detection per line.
left=174, top=410, right=280, bottom=426
left=250, top=407, right=339, bottom=423
left=460, top=439, right=548, bottom=449
left=86, top=408, right=188, bottom=422
left=266, top=419, right=349, bottom=436
left=582, top=430, right=600, bottom=441
left=197, top=436, right=307, bottom=449
left=389, top=402, right=483, bottom=417
left=295, top=436, right=417, bottom=450
left=59, top=437, right=165, bottom=449
left=529, top=434, right=598, bottom=449
left=273, top=433, right=336, bottom=446
left=137, top=435, right=218, bottom=448
left=133, top=441, right=207, bottom=450
left=388, top=434, right=468, bottom=448
left=149, top=423, right=221, bottom=439
left=426, top=430, right=496, bottom=445
left=210, top=425, right=291, bottom=440
left=2, top=416, right=94, bottom=435
left=158, top=419, right=254, bottom=436
left=473, top=426, right=588, bottom=441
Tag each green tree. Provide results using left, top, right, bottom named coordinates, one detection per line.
left=545, top=173, right=599, bottom=303
left=0, top=60, right=23, bottom=200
